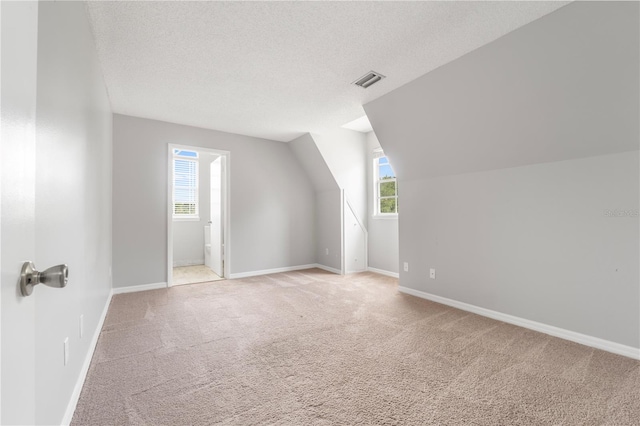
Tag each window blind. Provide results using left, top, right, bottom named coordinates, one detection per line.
left=373, top=147, right=385, bottom=159
left=173, top=158, right=198, bottom=216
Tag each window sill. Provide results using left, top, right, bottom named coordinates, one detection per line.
left=372, top=214, right=398, bottom=220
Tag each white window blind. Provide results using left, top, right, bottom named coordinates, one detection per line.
left=173, top=155, right=199, bottom=218
left=373, top=147, right=385, bottom=159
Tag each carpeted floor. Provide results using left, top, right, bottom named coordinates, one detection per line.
left=73, top=268, right=640, bottom=425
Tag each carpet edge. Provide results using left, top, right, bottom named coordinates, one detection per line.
left=61, top=288, right=113, bottom=425
left=113, top=282, right=167, bottom=294
left=229, top=264, right=340, bottom=279
left=398, top=285, right=640, bottom=360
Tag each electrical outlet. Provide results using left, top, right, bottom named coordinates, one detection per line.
left=325, top=248, right=329, bottom=255
left=63, top=338, right=69, bottom=366
left=430, top=268, right=436, bottom=279
left=79, top=315, right=84, bottom=339
left=403, top=262, right=409, bottom=272
left=109, top=266, right=112, bottom=277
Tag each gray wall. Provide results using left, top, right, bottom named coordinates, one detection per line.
left=366, top=132, right=399, bottom=274
left=289, top=133, right=338, bottom=192
left=311, top=129, right=368, bottom=273
left=172, top=151, right=219, bottom=266
left=113, top=115, right=316, bottom=287
left=365, top=1, right=639, bottom=348
left=35, top=3, right=114, bottom=422
left=400, top=153, right=638, bottom=347
left=289, top=130, right=369, bottom=273
left=289, top=133, right=341, bottom=270
left=2, top=2, right=113, bottom=424
left=316, top=190, right=343, bottom=271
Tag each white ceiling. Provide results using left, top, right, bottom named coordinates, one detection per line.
left=341, top=115, right=373, bottom=134
left=86, top=1, right=568, bottom=142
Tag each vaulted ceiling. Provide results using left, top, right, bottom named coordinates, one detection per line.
left=86, top=1, right=568, bottom=142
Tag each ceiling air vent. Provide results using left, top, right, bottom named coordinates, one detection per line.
left=353, top=71, right=385, bottom=89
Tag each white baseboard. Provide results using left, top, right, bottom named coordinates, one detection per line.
left=112, top=282, right=167, bottom=294
left=398, top=286, right=640, bottom=360
left=173, top=259, right=205, bottom=267
left=367, top=267, right=399, bottom=278
left=61, top=288, right=113, bottom=425
left=314, top=264, right=342, bottom=275
left=229, top=264, right=319, bottom=279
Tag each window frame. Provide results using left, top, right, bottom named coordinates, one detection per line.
left=373, top=150, right=398, bottom=218
left=172, top=149, right=199, bottom=220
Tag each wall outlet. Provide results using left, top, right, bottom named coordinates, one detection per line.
left=79, top=314, right=84, bottom=339
left=403, top=262, right=409, bottom=272
left=430, top=268, right=436, bottom=279
left=63, top=338, right=69, bottom=366
left=325, top=248, right=329, bottom=255
left=109, top=266, right=112, bottom=278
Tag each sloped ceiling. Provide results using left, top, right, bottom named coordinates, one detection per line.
left=85, top=1, right=568, bottom=142
left=364, top=1, right=639, bottom=181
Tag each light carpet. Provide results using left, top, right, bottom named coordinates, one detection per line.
left=73, top=268, right=640, bottom=425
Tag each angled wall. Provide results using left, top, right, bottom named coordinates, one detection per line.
left=310, top=129, right=369, bottom=273
left=289, top=134, right=341, bottom=271
left=365, top=1, right=639, bottom=351
left=311, top=129, right=368, bottom=225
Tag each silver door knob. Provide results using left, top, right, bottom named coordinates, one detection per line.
left=20, top=261, right=68, bottom=296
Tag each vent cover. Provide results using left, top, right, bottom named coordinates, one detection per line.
left=353, top=71, right=385, bottom=89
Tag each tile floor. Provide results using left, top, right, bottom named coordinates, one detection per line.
left=172, top=264, right=224, bottom=286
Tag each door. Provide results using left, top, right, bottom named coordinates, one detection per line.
left=1, top=2, right=39, bottom=423
left=209, top=157, right=223, bottom=277
left=344, top=198, right=367, bottom=273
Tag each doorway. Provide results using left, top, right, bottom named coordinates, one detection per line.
left=167, top=144, right=230, bottom=286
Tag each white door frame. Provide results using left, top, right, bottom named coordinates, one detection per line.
left=167, top=144, right=231, bottom=286
left=208, top=156, right=224, bottom=276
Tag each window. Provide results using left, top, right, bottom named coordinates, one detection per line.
left=374, top=149, right=398, bottom=215
left=173, top=149, right=199, bottom=219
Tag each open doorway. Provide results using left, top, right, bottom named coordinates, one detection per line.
left=167, top=144, right=230, bottom=286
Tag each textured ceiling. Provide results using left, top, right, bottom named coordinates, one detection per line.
left=86, top=1, right=568, bottom=142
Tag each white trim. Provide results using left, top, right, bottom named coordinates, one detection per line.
left=340, top=189, right=345, bottom=275
left=61, top=289, right=113, bottom=426
left=315, top=264, right=344, bottom=275
left=398, top=286, right=640, bottom=360
left=172, top=217, right=200, bottom=222
left=371, top=214, right=398, bottom=221
left=112, top=282, right=167, bottom=295
left=367, top=267, right=399, bottom=278
left=108, top=266, right=342, bottom=290
left=228, top=264, right=319, bottom=279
